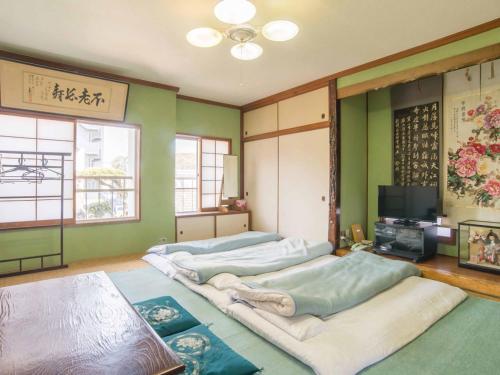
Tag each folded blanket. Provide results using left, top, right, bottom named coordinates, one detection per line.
left=147, top=231, right=281, bottom=255
left=171, top=237, right=333, bottom=284
left=234, top=251, right=421, bottom=317
left=253, top=309, right=327, bottom=341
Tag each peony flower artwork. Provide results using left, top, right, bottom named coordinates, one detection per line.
left=447, top=95, right=499, bottom=208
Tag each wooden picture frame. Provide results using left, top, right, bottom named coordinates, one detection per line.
left=0, top=60, right=129, bottom=121
left=351, top=224, right=366, bottom=243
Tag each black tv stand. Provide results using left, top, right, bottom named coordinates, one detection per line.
left=374, top=221, right=437, bottom=262
left=393, top=219, right=419, bottom=226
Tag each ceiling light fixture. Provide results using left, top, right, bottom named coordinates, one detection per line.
left=231, top=42, right=263, bottom=60
left=187, top=1, right=299, bottom=61
left=214, top=0, right=256, bottom=25
left=262, top=20, right=300, bottom=42
left=186, top=27, right=223, bottom=48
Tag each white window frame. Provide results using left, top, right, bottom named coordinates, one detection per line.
left=175, top=134, right=231, bottom=213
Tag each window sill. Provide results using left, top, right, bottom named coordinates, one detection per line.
left=175, top=210, right=249, bottom=218
left=72, top=217, right=141, bottom=227
left=0, top=219, right=75, bottom=231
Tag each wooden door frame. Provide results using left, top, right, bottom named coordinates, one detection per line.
left=328, top=79, right=341, bottom=248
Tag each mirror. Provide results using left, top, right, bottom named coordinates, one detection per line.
left=222, top=155, right=239, bottom=198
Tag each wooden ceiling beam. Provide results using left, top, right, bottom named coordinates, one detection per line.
left=242, top=18, right=500, bottom=112
left=337, top=43, right=500, bottom=99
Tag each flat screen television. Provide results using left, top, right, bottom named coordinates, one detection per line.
left=378, top=185, right=438, bottom=222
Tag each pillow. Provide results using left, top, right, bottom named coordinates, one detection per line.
left=133, top=296, right=200, bottom=337
left=164, top=325, right=259, bottom=375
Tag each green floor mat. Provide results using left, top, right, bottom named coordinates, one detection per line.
left=109, top=266, right=500, bottom=375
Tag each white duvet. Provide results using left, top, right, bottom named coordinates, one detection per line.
left=143, top=252, right=467, bottom=375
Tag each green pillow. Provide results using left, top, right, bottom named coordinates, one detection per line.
left=134, top=296, right=200, bottom=337
left=164, top=325, right=259, bottom=375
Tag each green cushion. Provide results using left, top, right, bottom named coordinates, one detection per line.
left=164, top=325, right=259, bottom=375
left=133, top=296, right=200, bottom=337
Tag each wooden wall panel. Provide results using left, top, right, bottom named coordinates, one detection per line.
left=243, top=103, right=278, bottom=137
left=328, top=79, right=340, bottom=247
left=278, top=87, right=329, bottom=130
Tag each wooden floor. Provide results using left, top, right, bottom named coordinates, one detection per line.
left=0, top=253, right=148, bottom=288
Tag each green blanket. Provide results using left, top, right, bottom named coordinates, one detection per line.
left=245, top=251, right=421, bottom=317
left=148, top=231, right=281, bottom=255
left=172, top=238, right=333, bottom=284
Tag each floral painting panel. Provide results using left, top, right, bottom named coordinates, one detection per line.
left=445, top=90, right=500, bottom=214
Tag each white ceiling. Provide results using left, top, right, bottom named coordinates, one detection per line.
left=0, top=1, right=498, bottom=106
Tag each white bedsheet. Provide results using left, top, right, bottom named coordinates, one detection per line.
left=143, top=252, right=467, bottom=374
left=227, top=276, right=466, bottom=375
left=253, top=308, right=328, bottom=341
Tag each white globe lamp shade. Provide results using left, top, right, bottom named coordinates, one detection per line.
left=186, top=27, right=223, bottom=48
left=230, top=42, right=263, bottom=60
left=214, top=0, right=256, bottom=25
left=262, top=20, right=299, bottom=41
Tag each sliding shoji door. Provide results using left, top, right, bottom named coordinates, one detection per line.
left=0, top=113, right=74, bottom=227
left=243, top=138, right=278, bottom=232
left=278, top=127, right=330, bottom=241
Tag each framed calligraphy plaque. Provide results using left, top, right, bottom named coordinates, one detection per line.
left=393, top=102, right=440, bottom=187
left=0, top=60, right=128, bottom=121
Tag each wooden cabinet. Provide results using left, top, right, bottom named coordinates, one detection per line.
left=176, top=211, right=250, bottom=242
left=242, top=87, right=330, bottom=241
left=243, top=103, right=277, bottom=137
left=278, top=87, right=329, bottom=130
left=176, top=216, right=214, bottom=242
left=244, top=138, right=278, bottom=232
left=278, top=127, right=330, bottom=241
left=216, top=213, right=249, bottom=237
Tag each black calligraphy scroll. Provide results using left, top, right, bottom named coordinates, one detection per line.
left=393, top=102, right=440, bottom=187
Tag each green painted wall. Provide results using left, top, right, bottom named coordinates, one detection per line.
left=176, top=99, right=241, bottom=186
left=338, top=28, right=500, bottom=88
left=340, top=94, right=368, bottom=243
left=366, top=89, right=393, bottom=241
left=0, top=88, right=240, bottom=271
left=339, top=28, right=500, bottom=255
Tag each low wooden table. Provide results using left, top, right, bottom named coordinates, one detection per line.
left=0, top=271, right=184, bottom=375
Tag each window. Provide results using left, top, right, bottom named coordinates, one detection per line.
left=0, top=113, right=74, bottom=228
left=76, top=121, right=140, bottom=222
left=0, top=112, right=140, bottom=228
left=175, top=137, right=199, bottom=213
left=201, top=138, right=229, bottom=209
left=175, top=135, right=231, bottom=213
